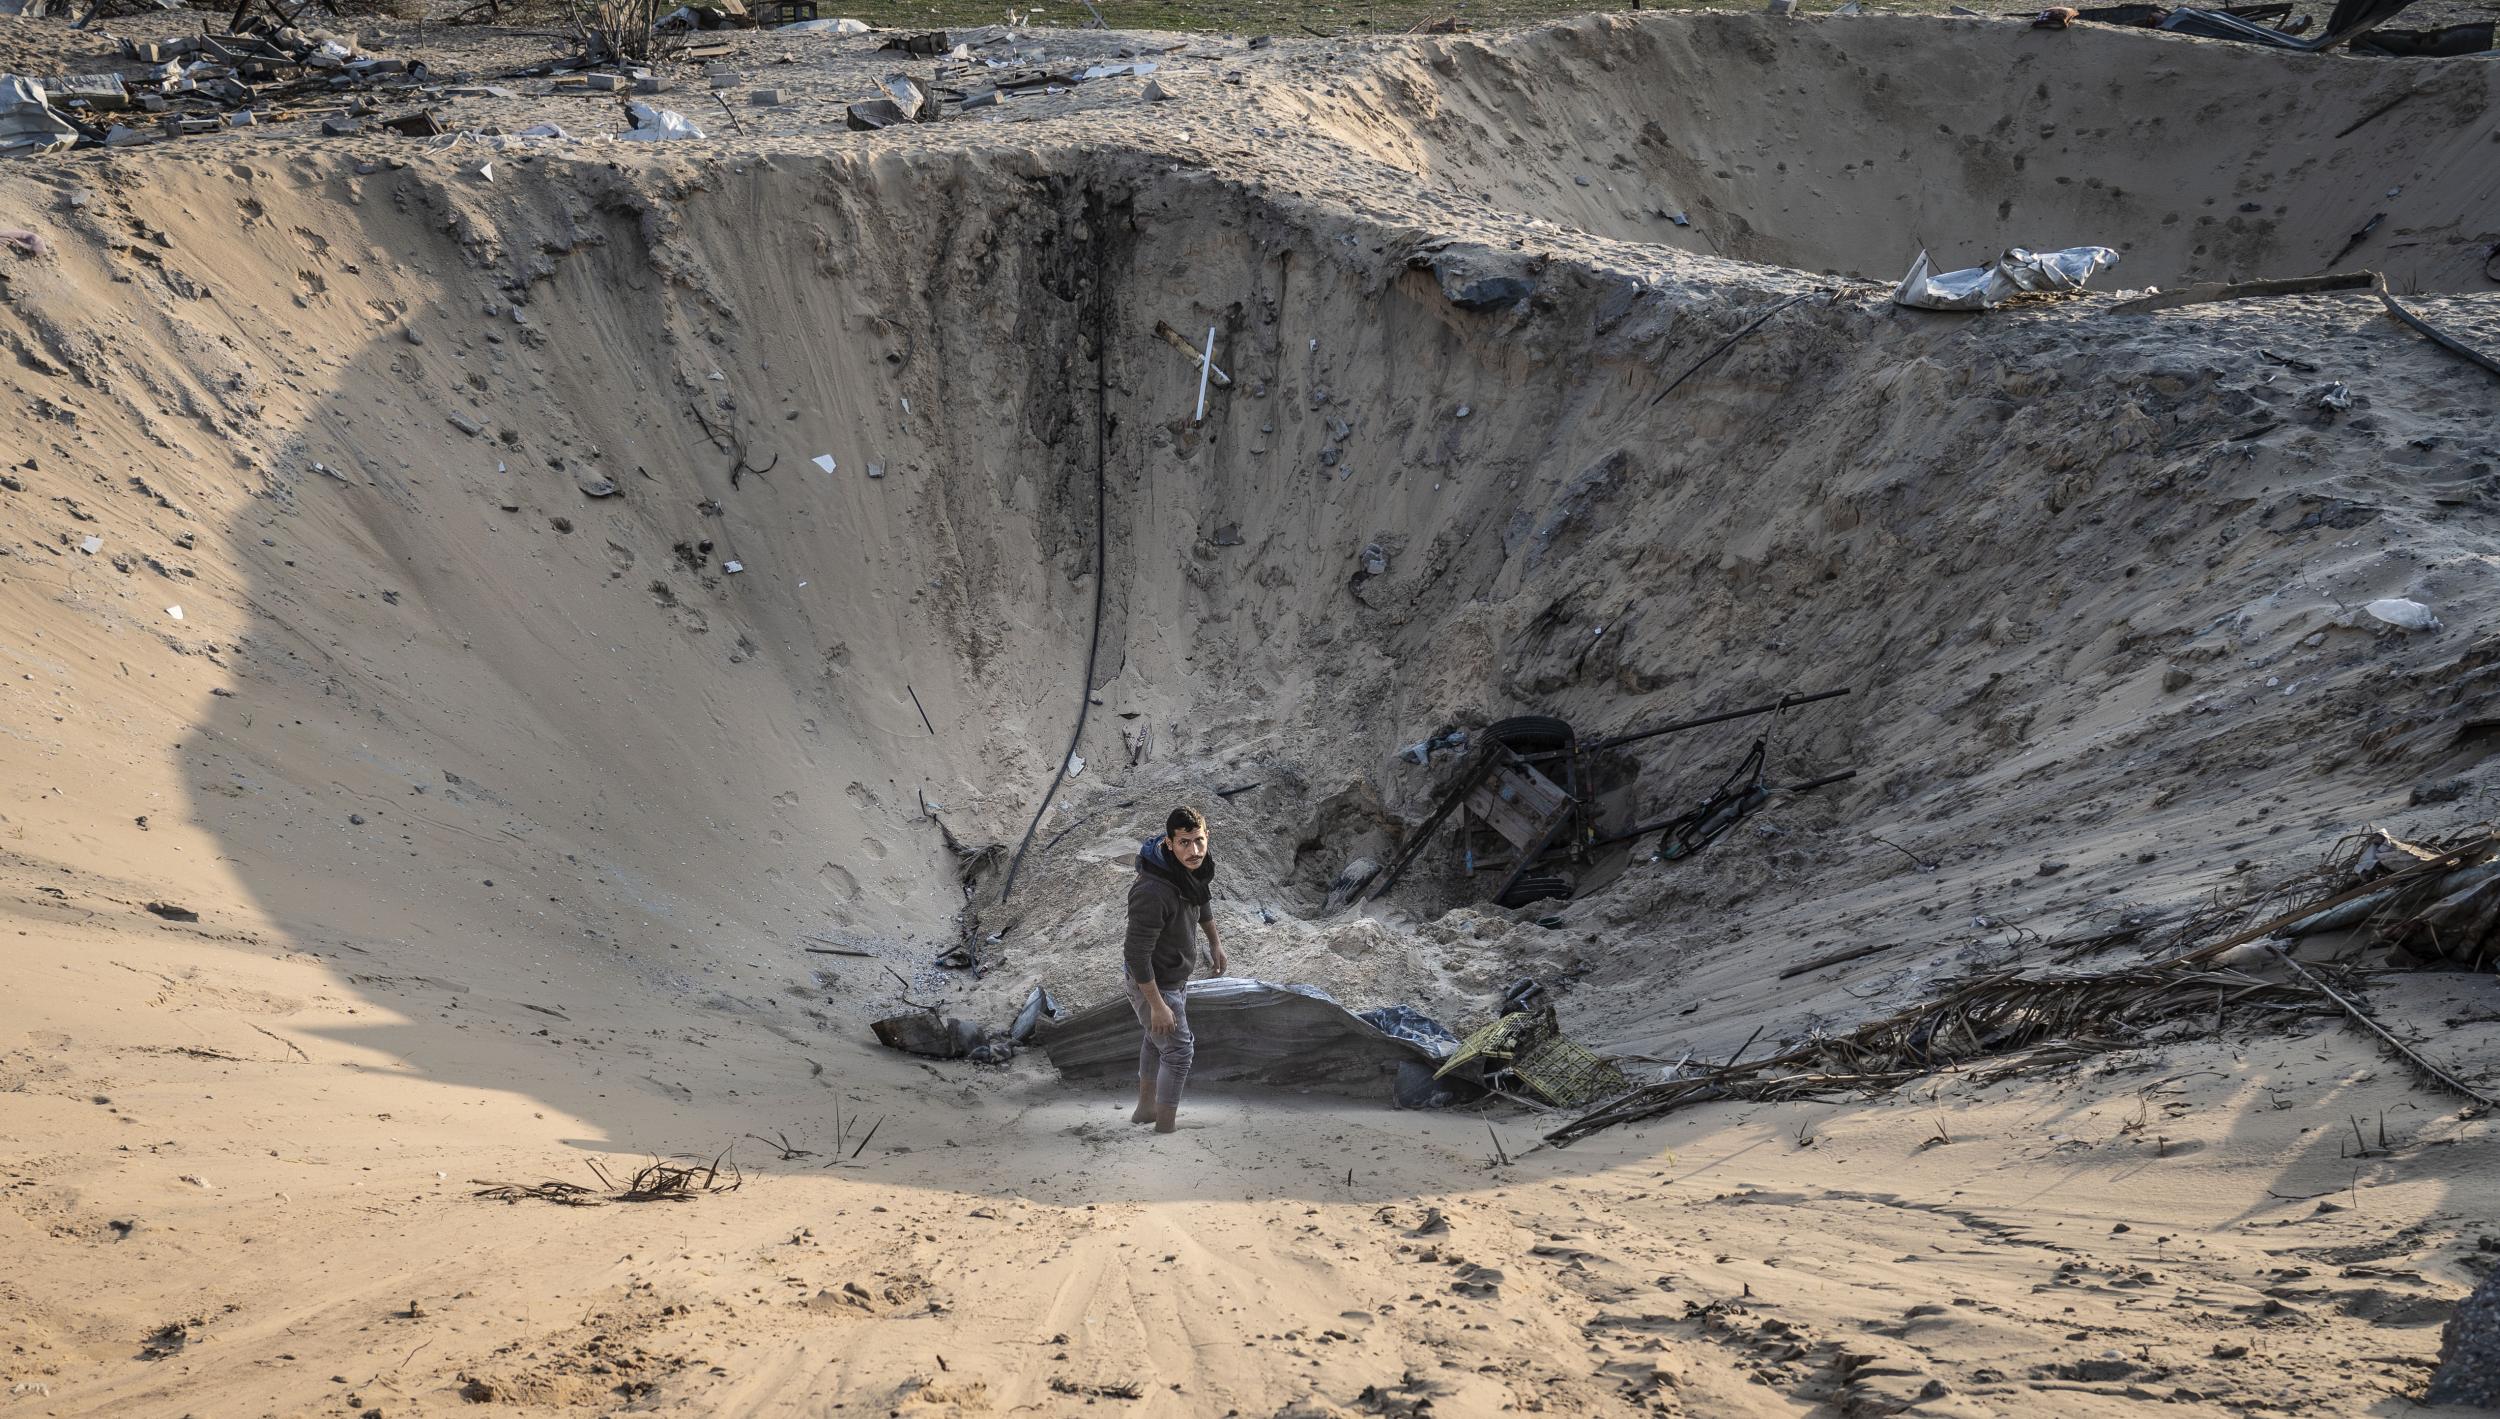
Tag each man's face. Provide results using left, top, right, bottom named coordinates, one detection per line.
left=1168, top=825, right=1209, bottom=870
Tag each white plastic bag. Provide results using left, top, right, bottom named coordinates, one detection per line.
left=618, top=104, right=703, bottom=141
left=2364, top=598, right=2440, bottom=632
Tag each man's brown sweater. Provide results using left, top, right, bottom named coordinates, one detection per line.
left=1124, top=838, right=1214, bottom=989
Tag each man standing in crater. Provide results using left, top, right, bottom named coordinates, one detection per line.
left=1125, top=806, right=1227, bottom=1133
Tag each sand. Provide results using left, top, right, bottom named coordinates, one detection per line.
left=2, top=7, right=2499, bottom=1415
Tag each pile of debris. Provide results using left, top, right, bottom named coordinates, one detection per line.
left=3, top=17, right=441, bottom=154
left=0, top=0, right=181, bottom=19
left=2040, top=0, right=2491, bottom=56
left=654, top=0, right=759, bottom=33
left=1432, top=979, right=1628, bottom=1110
left=1023, top=973, right=1622, bottom=1113
left=1362, top=690, right=1854, bottom=913
left=846, top=31, right=1182, bottom=128
left=872, top=982, right=1058, bottom=1065
left=2291, top=829, right=2500, bottom=971
left=844, top=70, right=930, bottom=130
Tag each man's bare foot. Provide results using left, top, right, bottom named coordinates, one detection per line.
left=1132, top=1081, right=1157, bottom=1124
left=1153, top=1105, right=1178, bottom=1134
left=1131, top=1103, right=1156, bottom=1124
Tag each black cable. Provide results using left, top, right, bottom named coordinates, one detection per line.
left=1002, top=191, right=1113, bottom=902
left=1647, top=289, right=1824, bottom=408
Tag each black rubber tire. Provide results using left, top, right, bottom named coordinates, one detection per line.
left=1485, top=714, right=1575, bottom=755
left=1495, top=872, right=1574, bottom=909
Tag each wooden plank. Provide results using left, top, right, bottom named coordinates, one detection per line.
left=1504, top=758, right=1573, bottom=818
left=1360, top=746, right=1504, bottom=903
left=1465, top=756, right=1574, bottom=850
left=1490, top=810, right=1574, bottom=908
left=1465, top=778, right=1545, bottom=848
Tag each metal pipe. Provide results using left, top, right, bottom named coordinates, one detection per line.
left=1587, top=768, right=1856, bottom=849
left=1587, top=687, right=1852, bottom=753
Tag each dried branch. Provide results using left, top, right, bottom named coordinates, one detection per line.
left=2266, top=944, right=2498, bottom=1114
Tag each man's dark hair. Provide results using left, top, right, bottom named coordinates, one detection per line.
left=1165, top=806, right=1206, bottom=836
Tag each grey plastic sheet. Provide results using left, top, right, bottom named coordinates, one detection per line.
left=1, top=76, right=76, bottom=158
left=1039, top=977, right=1438, bottom=1096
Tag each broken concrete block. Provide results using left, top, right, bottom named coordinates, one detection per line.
left=750, top=87, right=786, bottom=105
left=876, top=72, right=927, bottom=120
left=844, top=98, right=903, bottom=129
left=47, top=73, right=129, bottom=111
left=321, top=114, right=362, bottom=136
left=381, top=108, right=443, bottom=136
left=583, top=72, right=623, bottom=91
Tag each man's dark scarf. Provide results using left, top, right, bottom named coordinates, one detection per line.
left=1138, top=836, right=1214, bottom=908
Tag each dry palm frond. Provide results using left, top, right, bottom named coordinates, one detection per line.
left=472, top=1179, right=604, bottom=1206
left=1547, top=963, right=2321, bottom=1145
left=1548, top=831, right=2500, bottom=1148
left=614, top=1149, right=741, bottom=1201
left=474, top=1148, right=742, bottom=1205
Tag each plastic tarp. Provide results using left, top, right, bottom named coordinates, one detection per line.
left=1040, top=977, right=1439, bottom=1097
left=2149, top=0, right=2432, bottom=48
left=1357, top=1004, right=1460, bottom=1056
left=1, top=76, right=76, bottom=158
left=618, top=104, right=702, bottom=141
left=1892, top=246, right=2120, bottom=311
left=2159, top=6, right=2309, bottom=43
left=778, top=15, right=870, bottom=31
